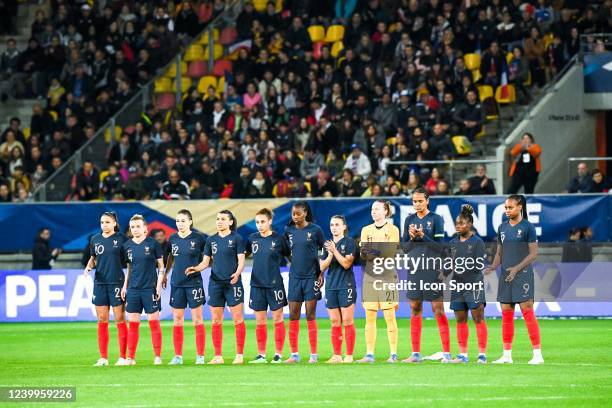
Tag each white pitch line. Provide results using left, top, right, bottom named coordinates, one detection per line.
left=2, top=383, right=610, bottom=388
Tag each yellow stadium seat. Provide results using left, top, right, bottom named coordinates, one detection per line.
left=165, top=61, right=187, bottom=78
left=386, top=137, right=397, bottom=145
left=475, top=126, right=486, bottom=140
left=184, top=44, right=204, bottom=62
left=495, top=84, right=516, bottom=104
left=477, top=85, right=494, bottom=102
left=104, top=126, right=122, bottom=143
left=452, top=135, right=472, bottom=155
left=197, top=75, right=218, bottom=94
left=308, top=25, right=325, bottom=43
left=471, top=68, right=482, bottom=83
left=173, top=77, right=193, bottom=93
left=203, top=44, right=224, bottom=60
left=524, top=70, right=532, bottom=86
left=331, top=41, right=344, bottom=58
left=49, top=110, right=58, bottom=122
left=216, top=75, right=225, bottom=94
left=253, top=0, right=267, bottom=12
left=506, top=52, right=513, bottom=65
left=198, top=28, right=220, bottom=45
left=99, top=170, right=109, bottom=183
left=543, top=33, right=554, bottom=50
left=324, top=25, right=345, bottom=43
left=154, top=77, right=173, bottom=93
left=464, top=53, right=481, bottom=71
left=23, top=127, right=31, bottom=140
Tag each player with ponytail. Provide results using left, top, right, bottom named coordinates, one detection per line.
left=487, top=195, right=543, bottom=364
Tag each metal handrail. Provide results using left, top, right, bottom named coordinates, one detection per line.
left=32, top=0, right=243, bottom=201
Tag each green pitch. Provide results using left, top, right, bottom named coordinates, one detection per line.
left=1, top=319, right=611, bottom=407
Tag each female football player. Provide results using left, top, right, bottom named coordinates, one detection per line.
left=84, top=211, right=128, bottom=366
left=320, top=215, right=357, bottom=363
left=120, top=214, right=165, bottom=365
left=357, top=200, right=400, bottom=363
left=402, top=188, right=450, bottom=363
left=487, top=195, right=543, bottom=364
left=246, top=208, right=289, bottom=364
left=164, top=209, right=207, bottom=365
left=448, top=205, right=488, bottom=363
left=284, top=201, right=325, bottom=364
left=186, top=210, right=246, bottom=364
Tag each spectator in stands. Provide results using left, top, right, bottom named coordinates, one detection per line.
left=587, top=169, right=610, bottom=193
left=524, top=26, right=546, bottom=87
left=561, top=227, right=584, bottom=263
left=160, top=169, right=190, bottom=200
left=344, top=144, right=372, bottom=178
left=480, top=41, right=504, bottom=88
left=580, top=226, right=594, bottom=262
left=102, top=164, right=123, bottom=201
left=456, top=178, right=471, bottom=195
left=150, top=228, right=170, bottom=265
left=468, top=164, right=497, bottom=195
left=453, top=89, right=483, bottom=141
left=32, top=227, right=61, bottom=270
left=248, top=169, right=272, bottom=198
left=300, top=146, right=324, bottom=182
left=435, top=180, right=451, bottom=196
left=108, top=133, right=138, bottom=164
left=312, top=168, right=338, bottom=197
left=567, top=162, right=592, bottom=193
left=0, top=130, right=24, bottom=161
left=507, top=132, right=542, bottom=194
left=74, top=160, right=100, bottom=201
left=0, top=38, right=21, bottom=100
left=509, top=46, right=531, bottom=104
left=425, top=167, right=443, bottom=195
left=429, top=124, right=455, bottom=160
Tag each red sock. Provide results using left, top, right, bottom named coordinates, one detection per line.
left=456, top=322, right=469, bottom=354
left=522, top=309, right=541, bottom=349
left=97, top=322, right=109, bottom=359
left=289, top=320, right=300, bottom=354
left=307, top=320, right=318, bottom=355
left=173, top=325, right=184, bottom=356
left=235, top=321, right=246, bottom=355
left=255, top=324, right=267, bottom=355
left=436, top=314, right=451, bottom=353
left=410, top=315, right=422, bottom=353
left=502, top=310, right=515, bottom=350
left=331, top=326, right=342, bottom=355
left=274, top=321, right=285, bottom=355
left=127, top=321, right=140, bottom=359
left=344, top=324, right=356, bottom=356
left=195, top=324, right=205, bottom=356
left=475, top=321, right=488, bottom=354
left=149, top=320, right=162, bottom=358
left=212, top=323, right=223, bottom=356
left=116, top=322, right=127, bottom=359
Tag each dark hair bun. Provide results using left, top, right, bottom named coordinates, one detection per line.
left=461, top=204, right=474, bottom=216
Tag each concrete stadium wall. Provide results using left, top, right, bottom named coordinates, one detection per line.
left=497, top=64, right=597, bottom=193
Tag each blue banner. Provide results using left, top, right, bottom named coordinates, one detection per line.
left=2, top=266, right=611, bottom=322
left=584, top=52, right=612, bottom=93
left=0, top=195, right=610, bottom=253
left=238, top=195, right=612, bottom=243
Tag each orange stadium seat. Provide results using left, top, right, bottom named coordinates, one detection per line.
left=155, top=92, right=176, bottom=110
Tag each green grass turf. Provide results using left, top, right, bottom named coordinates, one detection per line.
left=0, top=318, right=611, bottom=407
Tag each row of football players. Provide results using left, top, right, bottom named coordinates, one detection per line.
left=85, top=188, right=542, bottom=366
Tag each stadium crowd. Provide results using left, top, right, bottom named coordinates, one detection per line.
left=0, top=0, right=610, bottom=202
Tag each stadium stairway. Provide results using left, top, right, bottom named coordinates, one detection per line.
left=0, top=0, right=47, bottom=130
